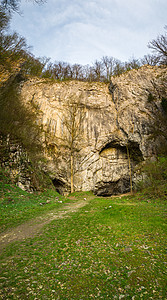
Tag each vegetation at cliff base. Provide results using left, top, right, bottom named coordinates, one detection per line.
left=135, top=155, right=167, bottom=199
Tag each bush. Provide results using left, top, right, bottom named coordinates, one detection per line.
left=136, top=156, right=167, bottom=198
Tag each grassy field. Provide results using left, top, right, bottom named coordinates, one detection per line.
left=0, top=180, right=69, bottom=233
left=0, top=181, right=166, bottom=299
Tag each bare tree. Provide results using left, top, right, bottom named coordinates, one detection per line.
left=126, top=144, right=133, bottom=194
left=93, top=60, right=104, bottom=81
left=71, top=64, right=83, bottom=80
left=101, top=56, right=117, bottom=81
left=57, top=94, right=86, bottom=193
left=140, top=54, right=159, bottom=66
left=124, top=57, right=141, bottom=71
left=113, top=60, right=125, bottom=76
left=148, top=26, right=167, bottom=65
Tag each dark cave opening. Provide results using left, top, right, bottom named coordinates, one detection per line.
left=52, top=178, right=65, bottom=195
left=94, top=177, right=131, bottom=197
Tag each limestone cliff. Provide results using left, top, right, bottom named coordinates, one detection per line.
left=20, top=65, right=167, bottom=195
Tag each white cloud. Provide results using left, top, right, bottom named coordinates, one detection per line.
left=10, top=0, right=167, bottom=64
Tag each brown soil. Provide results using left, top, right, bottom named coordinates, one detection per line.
left=0, top=199, right=89, bottom=253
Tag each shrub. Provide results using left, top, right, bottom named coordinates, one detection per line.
left=135, top=156, right=167, bottom=198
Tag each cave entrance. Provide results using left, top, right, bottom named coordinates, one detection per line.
left=52, top=178, right=65, bottom=195
left=94, top=177, right=131, bottom=197
left=96, top=140, right=144, bottom=196
left=99, top=140, right=143, bottom=162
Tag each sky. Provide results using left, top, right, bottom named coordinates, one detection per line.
left=10, top=0, right=167, bottom=66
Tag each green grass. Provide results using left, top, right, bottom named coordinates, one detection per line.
left=0, top=180, right=166, bottom=299
left=0, top=181, right=70, bottom=233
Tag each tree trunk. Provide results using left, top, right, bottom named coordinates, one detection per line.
left=70, top=152, right=74, bottom=193
left=126, top=145, right=133, bottom=194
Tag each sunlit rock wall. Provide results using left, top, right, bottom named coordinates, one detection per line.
left=21, top=65, right=167, bottom=195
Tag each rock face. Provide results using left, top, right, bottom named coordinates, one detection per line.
left=0, top=136, right=34, bottom=192
left=21, top=65, right=167, bottom=195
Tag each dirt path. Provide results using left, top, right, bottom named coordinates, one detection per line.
left=0, top=193, right=131, bottom=253
left=0, top=199, right=89, bottom=252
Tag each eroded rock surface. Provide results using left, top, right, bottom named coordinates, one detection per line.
left=20, top=65, right=167, bottom=195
